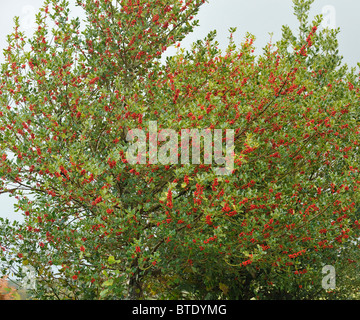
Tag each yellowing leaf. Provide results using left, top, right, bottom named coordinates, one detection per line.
left=219, top=283, right=229, bottom=295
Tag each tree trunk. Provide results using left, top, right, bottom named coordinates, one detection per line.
left=128, top=273, right=143, bottom=300
left=127, top=259, right=143, bottom=300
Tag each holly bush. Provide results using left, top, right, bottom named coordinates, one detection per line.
left=1, top=0, right=360, bottom=300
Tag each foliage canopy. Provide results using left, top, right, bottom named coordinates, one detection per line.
left=1, top=0, right=360, bottom=300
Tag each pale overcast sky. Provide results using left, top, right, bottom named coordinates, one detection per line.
left=0, top=0, right=359, bottom=222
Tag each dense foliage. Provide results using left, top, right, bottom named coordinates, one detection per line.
left=1, top=0, right=360, bottom=299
